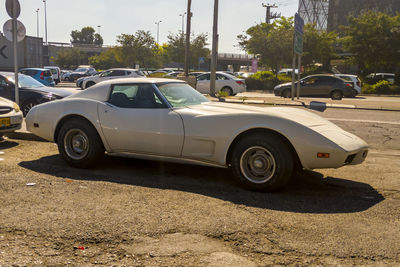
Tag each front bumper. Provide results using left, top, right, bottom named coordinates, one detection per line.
left=0, top=112, right=23, bottom=133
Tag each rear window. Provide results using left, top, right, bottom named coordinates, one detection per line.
left=44, top=70, right=52, bottom=77
left=338, top=76, right=352, bottom=82
left=49, top=69, right=57, bottom=74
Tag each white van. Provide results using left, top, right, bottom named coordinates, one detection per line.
left=44, top=66, right=61, bottom=84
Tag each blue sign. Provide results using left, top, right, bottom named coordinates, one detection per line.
left=295, top=13, right=304, bottom=35
left=199, top=57, right=205, bottom=64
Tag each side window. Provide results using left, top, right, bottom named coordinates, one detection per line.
left=109, top=70, right=125, bottom=77
left=108, top=84, right=166, bottom=109
left=0, top=76, right=11, bottom=91
left=197, top=74, right=210, bottom=81
left=100, top=71, right=112, bottom=77
left=126, top=71, right=132, bottom=76
left=304, top=77, right=318, bottom=85
left=217, top=74, right=228, bottom=80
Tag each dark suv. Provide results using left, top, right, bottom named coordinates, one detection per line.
left=274, top=75, right=355, bottom=100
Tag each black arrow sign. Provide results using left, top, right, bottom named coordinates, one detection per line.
left=0, top=46, right=8, bottom=59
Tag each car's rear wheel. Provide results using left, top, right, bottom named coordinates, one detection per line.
left=282, top=89, right=291, bottom=98
left=85, top=81, right=96, bottom=89
left=221, top=86, right=233, bottom=96
left=331, top=90, right=343, bottom=100
left=57, top=119, right=104, bottom=168
left=231, top=132, right=294, bottom=192
left=21, top=99, right=38, bottom=117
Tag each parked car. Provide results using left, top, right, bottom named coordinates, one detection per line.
left=82, top=68, right=145, bottom=89
left=76, top=72, right=103, bottom=88
left=278, top=68, right=299, bottom=76
left=189, top=72, right=206, bottom=77
left=235, top=72, right=254, bottom=78
left=366, top=73, right=395, bottom=84
left=65, top=67, right=97, bottom=81
left=61, top=70, right=73, bottom=81
left=26, top=78, right=368, bottom=192
left=274, top=74, right=355, bottom=100
left=19, top=68, right=55, bottom=87
left=335, top=74, right=362, bottom=96
left=44, top=66, right=61, bottom=84
left=0, top=72, right=73, bottom=116
left=196, top=72, right=246, bottom=96
left=0, top=97, right=23, bottom=140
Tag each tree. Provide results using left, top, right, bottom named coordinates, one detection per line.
left=164, top=32, right=209, bottom=68
left=71, top=26, right=104, bottom=46
left=303, top=24, right=337, bottom=69
left=55, top=48, right=83, bottom=69
left=89, top=47, right=123, bottom=70
left=238, top=17, right=294, bottom=75
left=341, top=11, right=400, bottom=74
left=116, top=31, right=160, bottom=68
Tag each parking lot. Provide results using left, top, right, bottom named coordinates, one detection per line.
left=1, top=105, right=399, bottom=266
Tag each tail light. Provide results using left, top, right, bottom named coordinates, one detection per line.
left=40, top=72, right=44, bottom=80
left=345, top=83, right=353, bottom=87
left=236, top=80, right=245, bottom=85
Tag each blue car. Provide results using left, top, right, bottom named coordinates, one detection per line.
left=19, top=68, right=56, bottom=87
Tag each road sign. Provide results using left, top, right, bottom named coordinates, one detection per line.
left=3, top=19, right=26, bottom=42
left=5, top=0, right=20, bottom=18
left=294, top=13, right=304, bottom=35
left=0, top=45, right=7, bottom=59
left=294, top=31, right=303, bottom=55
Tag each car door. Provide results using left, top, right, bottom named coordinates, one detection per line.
left=216, top=74, right=230, bottom=91
left=98, top=83, right=185, bottom=156
left=196, top=74, right=210, bottom=94
left=300, top=76, right=319, bottom=96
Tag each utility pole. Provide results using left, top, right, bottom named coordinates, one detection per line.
left=184, top=0, right=192, bottom=76
left=155, top=20, right=162, bottom=44
left=97, top=25, right=101, bottom=35
left=179, top=12, right=186, bottom=34
left=262, top=3, right=280, bottom=24
left=36, top=8, right=39, bottom=38
left=210, top=0, right=219, bottom=96
left=43, top=0, right=48, bottom=45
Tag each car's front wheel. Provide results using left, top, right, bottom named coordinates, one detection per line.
left=282, top=89, right=291, bottom=98
left=57, top=119, right=104, bottom=168
left=21, top=99, right=38, bottom=117
left=85, top=81, right=96, bottom=89
left=231, top=132, right=294, bottom=192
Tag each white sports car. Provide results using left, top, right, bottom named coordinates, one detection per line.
left=26, top=78, right=368, bottom=191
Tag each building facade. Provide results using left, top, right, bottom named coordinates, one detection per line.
left=328, top=0, right=400, bottom=31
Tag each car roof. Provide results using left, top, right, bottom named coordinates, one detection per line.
left=108, top=68, right=140, bottom=71
left=19, top=68, right=49, bottom=71
left=100, top=77, right=186, bottom=85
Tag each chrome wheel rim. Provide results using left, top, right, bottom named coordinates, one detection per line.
left=240, top=146, right=276, bottom=184
left=64, top=129, right=89, bottom=160
left=23, top=102, right=35, bottom=115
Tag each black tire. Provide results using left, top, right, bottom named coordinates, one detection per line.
left=231, top=132, right=294, bottom=192
left=21, top=99, right=38, bottom=117
left=57, top=119, right=104, bottom=168
left=85, top=81, right=96, bottom=89
left=282, top=89, right=291, bottom=98
left=221, top=87, right=233, bottom=96
left=331, top=90, right=343, bottom=100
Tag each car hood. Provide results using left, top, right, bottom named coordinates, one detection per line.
left=0, top=96, right=13, bottom=107
left=274, top=82, right=292, bottom=89
left=24, top=86, right=74, bottom=98
left=181, top=102, right=336, bottom=128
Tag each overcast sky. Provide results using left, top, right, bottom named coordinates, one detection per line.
left=3, top=0, right=298, bottom=53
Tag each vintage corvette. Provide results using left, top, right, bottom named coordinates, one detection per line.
left=26, top=78, right=369, bottom=191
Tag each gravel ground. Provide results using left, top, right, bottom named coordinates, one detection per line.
left=0, top=114, right=399, bottom=266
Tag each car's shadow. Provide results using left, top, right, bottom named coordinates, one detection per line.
left=0, top=140, right=19, bottom=150
left=19, top=155, right=384, bottom=214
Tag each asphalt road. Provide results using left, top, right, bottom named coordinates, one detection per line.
left=1, top=104, right=399, bottom=265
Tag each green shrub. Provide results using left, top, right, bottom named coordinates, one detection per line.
left=362, top=80, right=400, bottom=94
left=245, top=71, right=291, bottom=91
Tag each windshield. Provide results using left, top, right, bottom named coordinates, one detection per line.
left=6, top=74, right=45, bottom=88
left=75, top=68, right=88, bottom=72
left=157, top=82, right=209, bottom=108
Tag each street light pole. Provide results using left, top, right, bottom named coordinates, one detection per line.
left=210, top=0, right=219, bottom=97
left=43, top=0, right=48, bottom=45
left=155, top=20, right=162, bottom=44
left=184, top=0, right=192, bottom=76
left=179, top=12, right=186, bottom=34
left=36, top=8, right=40, bottom=38
left=97, top=25, right=101, bottom=35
